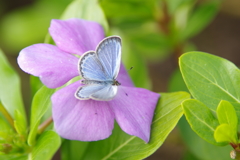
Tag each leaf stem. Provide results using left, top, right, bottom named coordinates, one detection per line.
left=0, top=102, right=15, bottom=131
left=37, top=116, right=53, bottom=134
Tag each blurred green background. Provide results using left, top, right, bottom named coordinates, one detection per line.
left=1, top=0, right=240, bottom=159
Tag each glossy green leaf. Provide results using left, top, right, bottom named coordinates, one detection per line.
left=217, top=100, right=238, bottom=132
left=0, top=49, right=26, bottom=128
left=214, top=124, right=237, bottom=144
left=28, top=86, right=55, bottom=146
left=30, top=131, right=61, bottom=160
left=61, top=0, right=108, bottom=32
left=61, top=140, right=89, bottom=160
left=178, top=118, right=232, bottom=160
left=182, top=99, right=223, bottom=146
left=179, top=52, right=240, bottom=117
left=79, top=92, right=190, bottom=159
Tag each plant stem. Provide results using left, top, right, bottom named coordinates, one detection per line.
left=158, top=0, right=171, bottom=35
left=0, top=102, right=15, bottom=131
left=37, top=116, right=53, bottom=134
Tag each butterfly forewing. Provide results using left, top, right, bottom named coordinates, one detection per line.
left=79, top=51, right=111, bottom=81
left=96, top=36, right=121, bottom=79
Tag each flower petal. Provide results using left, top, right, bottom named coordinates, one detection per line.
left=117, top=64, right=134, bottom=87
left=18, top=44, right=79, bottom=88
left=49, top=19, right=105, bottom=55
left=109, top=86, right=160, bottom=142
left=52, top=81, right=115, bottom=141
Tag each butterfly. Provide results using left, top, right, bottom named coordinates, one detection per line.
left=75, top=36, right=122, bottom=101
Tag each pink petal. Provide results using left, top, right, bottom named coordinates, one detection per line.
left=117, top=64, right=134, bottom=87
left=52, top=81, right=115, bottom=141
left=49, top=19, right=105, bottom=55
left=18, top=44, right=79, bottom=88
left=109, top=86, right=160, bottom=143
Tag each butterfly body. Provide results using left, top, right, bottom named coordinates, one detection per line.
left=81, top=79, right=120, bottom=86
left=75, top=36, right=122, bottom=101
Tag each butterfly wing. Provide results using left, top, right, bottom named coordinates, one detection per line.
left=77, top=36, right=121, bottom=101
left=91, top=84, right=117, bottom=101
left=79, top=51, right=110, bottom=81
left=96, top=36, right=121, bottom=80
left=75, top=83, right=117, bottom=101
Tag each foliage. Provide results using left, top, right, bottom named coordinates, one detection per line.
left=1, top=0, right=238, bottom=159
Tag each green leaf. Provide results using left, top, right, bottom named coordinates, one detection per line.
left=167, top=0, right=195, bottom=14
left=30, top=76, right=43, bottom=98
left=168, top=68, right=188, bottom=92
left=61, top=140, right=89, bottom=160
left=0, top=155, right=28, bottom=160
left=182, top=99, right=223, bottom=146
left=180, top=2, right=219, bottom=40
left=100, top=0, right=155, bottom=21
left=0, top=49, right=26, bottom=128
left=129, top=30, right=171, bottom=61
left=217, top=100, right=238, bottom=132
left=0, top=0, right=69, bottom=53
left=30, top=131, right=61, bottom=160
left=214, top=123, right=237, bottom=144
left=61, top=0, right=108, bottom=32
left=179, top=52, right=240, bottom=118
left=14, top=110, right=27, bottom=137
left=28, top=86, right=55, bottom=146
left=178, top=117, right=232, bottom=160
left=79, top=92, right=190, bottom=159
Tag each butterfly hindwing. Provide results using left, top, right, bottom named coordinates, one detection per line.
left=91, top=84, right=117, bottom=101
left=75, top=83, right=117, bottom=101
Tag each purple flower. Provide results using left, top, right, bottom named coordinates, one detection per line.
left=17, top=19, right=160, bottom=142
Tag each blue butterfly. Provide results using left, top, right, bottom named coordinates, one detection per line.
left=75, top=36, right=122, bottom=101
